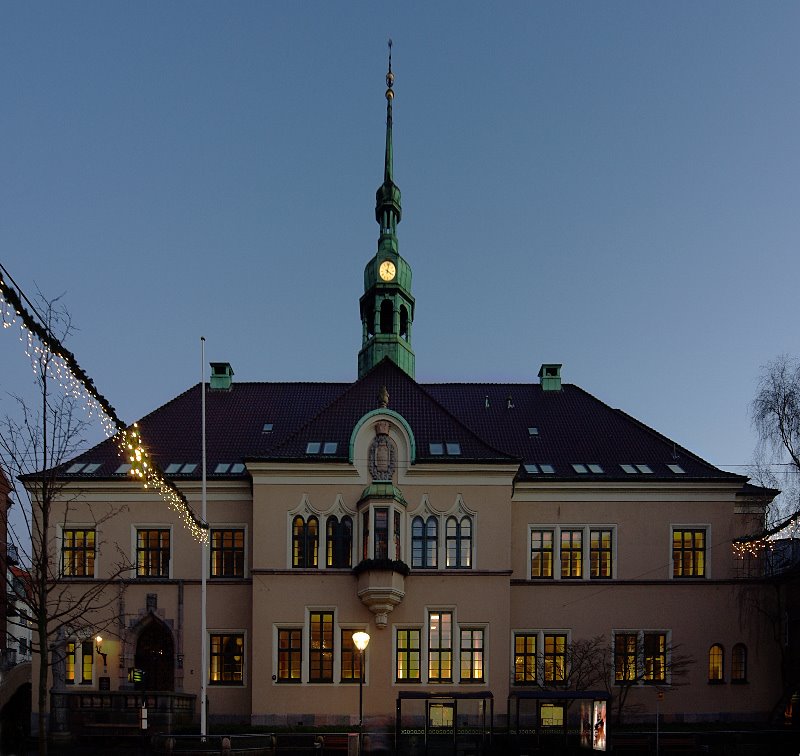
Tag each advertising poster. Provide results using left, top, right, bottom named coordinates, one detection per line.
left=592, top=700, right=607, bottom=751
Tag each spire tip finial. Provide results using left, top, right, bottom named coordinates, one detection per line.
left=386, top=39, right=394, bottom=94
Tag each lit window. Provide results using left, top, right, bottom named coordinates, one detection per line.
left=543, top=634, right=566, bottom=682
left=62, top=529, right=95, bottom=577
left=540, top=704, right=564, bottom=727
left=673, top=529, right=706, bottom=578
left=396, top=628, right=421, bottom=682
left=590, top=529, right=613, bottom=579
left=210, top=529, right=245, bottom=577
left=136, top=529, right=170, bottom=578
left=428, top=611, right=453, bottom=682
left=668, top=464, right=685, bottom=474
left=209, top=633, right=244, bottom=685
left=708, top=644, right=724, bottom=683
left=341, top=631, right=362, bottom=683
left=514, top=633, right=537, bottom=684
left=308, top=612, right=334, bottom=683
left=459, top=628, right=484, bottom=682
left=292, top=515, right=318, bottom=568
left=277, top=628, right=302, bottom=683
left=531, top=530, right=554, bottom=579
left=306, top=442, right=321, bottom=454
left=614, top=633, right=638, bottom=683
left=644, top=632, right=666, bottom=682
left=732, top=643, right=747, bottom=683
left=65, top=640, right=94, bottom=685
left=614, top=630, right=669, bottom=684
left=411, top=516, right=438, bottom=568
left=446, top=516, right=472, bottom=568
left=560, top=530, right=583, bottom=579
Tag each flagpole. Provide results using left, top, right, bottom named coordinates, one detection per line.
left=200, top=337, right=208, bottom=738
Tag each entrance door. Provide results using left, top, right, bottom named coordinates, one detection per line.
left=134, top=620, right=175, bottom=691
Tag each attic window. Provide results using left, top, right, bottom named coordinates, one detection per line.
left=429, top=443, right=444, bottom=456
left=668, top=464, right=686, bottom=474
left=446, top=443, right=461, bottom=455
left=588, top=464, right=604, bottom=474
left=635, top=464, right=653, bottom=474
left=620, top=464, right=637, bottom=474
left=83, top=463, right=101, bottom=474
left=573, top=463, right=605, bottom=474
left=165, top=463, right=182, bottom=474
left=429, top=442, right=461, bottom=456
left=262, top=423, right=274, bottom=433
left=115, top=464, right=132, bottom=475
left=230, top=463, right=245, bottom=473
left=214, top=463, right=230, bottom=474
left=572, top=464, right=588, bottom=474
left=306, top=442, right=321, bottom=454
left=181, top=463, right=197, bottom=474
left=528, top=427, right=539, bottom=436
left=525, top=463, right=555, bottom=474
left=66, top=463, right=85, bottom=474
left=323, top=442, right=338, bottom=455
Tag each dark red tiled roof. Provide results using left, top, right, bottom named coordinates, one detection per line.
left=66, top=358, right=743, bottom=484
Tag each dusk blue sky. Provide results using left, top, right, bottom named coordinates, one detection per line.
left=1, top=2, right=798, bottom=477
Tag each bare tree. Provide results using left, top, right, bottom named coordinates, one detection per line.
left=752, top=355, right=800, bottom=527
left=0, top=296, right=130, bottom=756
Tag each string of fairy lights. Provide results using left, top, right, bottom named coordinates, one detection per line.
left=0, top=264, right=208, bottom=542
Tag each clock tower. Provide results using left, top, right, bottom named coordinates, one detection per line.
left=358, top=41, right=416, bottom=379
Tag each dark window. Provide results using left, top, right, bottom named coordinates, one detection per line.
left=362, top=511, right=369, bottom=561
left=446, top=516, right=472, bottom=568
left=673, top=529, right=706, bottom=578
left=412, top=516, right=438, bottom=568
left=380, top=299, right=393, bottom=333
left=394, top=510, right=402, bottom=561
left=428, top=611, right=452, bottom=682
left=209, top=633, right=244, bottom=685
left=531, top=530, right=554, bottom=578
left=732, top=643, right=747, bottom=682
left=514, top=633, right=537, bottom=684
left=644, top=632, right=666, bottom=682
left=62, top=529, right=95, bottom=577
left=277, top=629, right=302, bottom=683
left=309, top=612, right=334, bottom=683
left=292, top=516, right=318, bottom=568
left=210, top=529, right=244, bottom=577
left=396, top=628, right=420, bottom=682
left=326, top=516, right=353, bottom=568
left=375, top=508, right=389, bottom=560
left=399, top=304, right=409, bottom=339
left=137, top=529, right=170, bottom=578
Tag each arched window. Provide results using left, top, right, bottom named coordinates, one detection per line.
left=446, top=515, right=472, bottom=568
left=292, top=515, right=318, bottom=568
left=380, top=299, right=394, bottom=334
left=326, top=516, right=353, bottom=568
left=708, top=643, right=724, bottom=683
left=732, top=643, right=747, bottom=683
left=412, top=516, right=438, bottom=568
left=399, top=305, right=409, bottom=340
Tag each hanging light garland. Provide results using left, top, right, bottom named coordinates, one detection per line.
left=1, top=265, right=208, bottom=542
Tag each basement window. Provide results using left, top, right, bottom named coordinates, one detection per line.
left=668, top=464, right=686, bottom=474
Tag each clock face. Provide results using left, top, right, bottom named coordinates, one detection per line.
left=379, top=260, right=396, bottom=281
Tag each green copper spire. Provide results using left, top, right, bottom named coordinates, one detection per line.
left=358, top=41, right=415, bottom=379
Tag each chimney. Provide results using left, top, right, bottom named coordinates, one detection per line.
left=538, top=363, right=562, bottom=392
left=209, top=362, right=234, bottom=391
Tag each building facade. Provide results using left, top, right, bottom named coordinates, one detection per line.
left=32, top=57, right=784, bottom=741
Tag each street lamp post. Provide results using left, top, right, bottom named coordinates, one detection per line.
left=352, top=631, right=370, bottom=753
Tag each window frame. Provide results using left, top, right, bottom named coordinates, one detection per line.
left=411, top=515, right=438, bottom=569
left=530, top=525, right=616, bottom=581
left=559, top=530, right=583, bottom=579
left=276, top=627, right=303, bottom=684
left=708, top=643, right=724, bottom=684
left=340, top=628, right=363, bottom=684
left=427, top=610, right=453, bottom=683
left=672, top=526, right=708, bottom=579
left=613, top=629, right=672, bottom=686
left=326, top=515, right=353, bottom=569
left=209, top=632, right=245, bottom=686
left=543, top=633, right=567, bottom=683
left=731, top=643, right=747, bottom=683
left=65, top=639, right=94, bottom=685
left=135, top=527, right=171, bottom=579
left=395, top=627, right=422, bottom=683
left=61, top=527, right=96, bottom=578
left=459, top=627, right=485, bottom=683
left=308, top=611, right=335, bottom=683
left=530, top=529, right=554, bottom=579
left=292, top=515, right=319, bottom=569
left=514, top=632, right=538, bottom=684
left=210, top=527, right=245, bottom=578
left=446, top=515, right=472, bottom=569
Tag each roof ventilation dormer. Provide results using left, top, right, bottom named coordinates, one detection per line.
left=538, top=363, right=562, bottom=392
left=209, top=362, right=234, bottom=391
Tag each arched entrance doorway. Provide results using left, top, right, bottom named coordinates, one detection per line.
left=135, top=618, right=175, bottom=691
